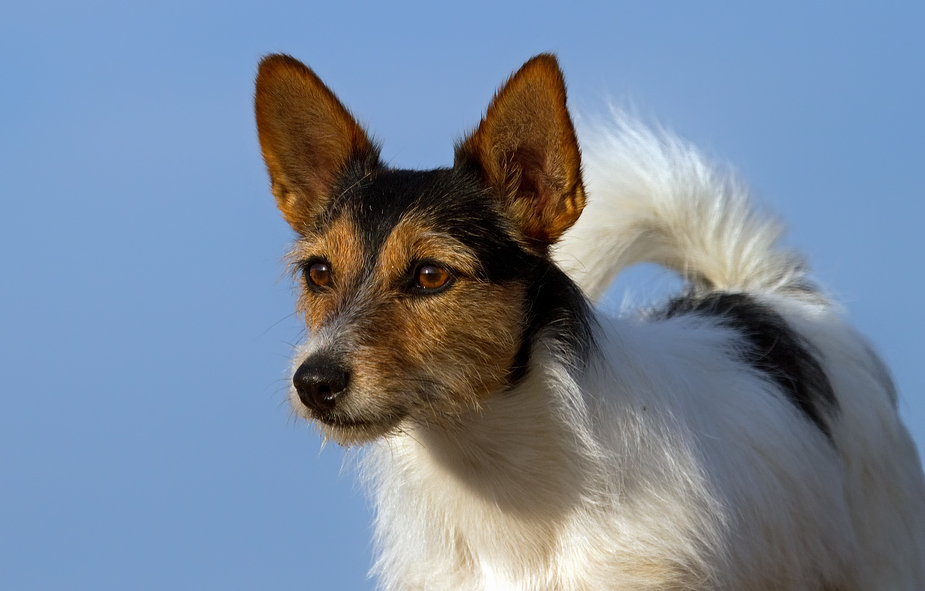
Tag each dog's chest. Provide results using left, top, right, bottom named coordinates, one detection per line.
left=367, top=419, right=586, bottom=589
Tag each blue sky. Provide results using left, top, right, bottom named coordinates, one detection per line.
left=2, top=2, right=922, bottom=589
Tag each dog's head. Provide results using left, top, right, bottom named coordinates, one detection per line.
left=255, top=54, right=585, bottom=445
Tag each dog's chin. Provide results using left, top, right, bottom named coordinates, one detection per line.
left=310, top=411, right=403, bottom=447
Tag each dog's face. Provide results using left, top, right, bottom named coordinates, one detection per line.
left=255, top=54, right=584, bottom=445
left=283, top=169, right=534, bottom=445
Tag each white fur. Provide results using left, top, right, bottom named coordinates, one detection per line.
left=361, top=115, right=925, bottom=590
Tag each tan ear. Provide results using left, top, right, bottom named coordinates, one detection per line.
left=255, top=54, right=378, bottom=230
left=456, top=54, right=585, bottom=248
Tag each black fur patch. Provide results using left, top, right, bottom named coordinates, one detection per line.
left=657, top=292, right=838, bottom=440
left=509, top=261, right=596, bottom=383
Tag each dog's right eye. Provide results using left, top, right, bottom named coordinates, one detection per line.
left=416, top=265, right=451, bottom=290
left=307, top=262, right=332, bottom=288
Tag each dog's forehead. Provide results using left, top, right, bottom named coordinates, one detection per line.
left=326, top=167, right=480, bottom=251
left=320, top=167, right=516, bottom=256
left=297, top=166, right=530, bottom=285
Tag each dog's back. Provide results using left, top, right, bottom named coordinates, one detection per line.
left=553, top=115, right=925, bottom=589
left=364, top=115, right=925, bottom=590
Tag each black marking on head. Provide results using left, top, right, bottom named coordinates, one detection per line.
left=509, top=262, right=596, bottom=384
left=313, top=161, right=595, bottom=387
left=319, top=166, right=529, bottom=279
left=657, top=292, right=838, bottom=441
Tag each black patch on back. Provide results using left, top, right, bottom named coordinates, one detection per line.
left=657, top=292, right=838, bottom=441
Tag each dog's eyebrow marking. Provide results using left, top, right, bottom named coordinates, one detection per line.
left=288, top=214, right=367, bottom=328
left=656, top=292, right=838, bottom=441
left=292, top=214, right=368, bottom=275
left=375, top=216, right=481, bottom=283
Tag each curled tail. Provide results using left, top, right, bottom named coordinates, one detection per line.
left=554, top=112, right=809, bottom=301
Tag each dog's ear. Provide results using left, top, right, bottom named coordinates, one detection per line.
left=456, top=54, right=585, bottom=249
left=255, top=54, right=378, bottom=231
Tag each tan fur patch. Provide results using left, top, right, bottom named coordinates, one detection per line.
left=289, top=214, right=366, bottom=330
left=349, top=215, right=526, bottom=428
left=375, top=217, right=482, bottom=282
left=255, top=54, right=376, bottom=232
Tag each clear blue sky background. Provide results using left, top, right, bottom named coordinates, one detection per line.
left=2, top=2, right=922, bottom=589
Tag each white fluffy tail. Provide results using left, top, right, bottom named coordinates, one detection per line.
left=554, top=112, right=808, bottom=301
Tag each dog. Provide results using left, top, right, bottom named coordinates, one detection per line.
left=254, top=53, right=925, bottom=590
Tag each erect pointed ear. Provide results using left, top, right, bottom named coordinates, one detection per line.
left=255, top=54, right=379, bottom=231
left=456, top=54, right=585, bottom=249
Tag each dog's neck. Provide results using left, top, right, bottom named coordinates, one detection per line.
left=509, top=261, right=596, bottom=385
left=363, top=346, right=601, bottom=586
left=422, top=367, right=591, bottom=509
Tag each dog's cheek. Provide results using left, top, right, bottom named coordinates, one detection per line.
left=403, top=281, right=527, bottom=407
left=326, top=281, right=526, bottom=422
left=296, top=291, right=333, bottom=333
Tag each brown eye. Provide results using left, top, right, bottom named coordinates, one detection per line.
left=307, top=262, right=332, bottom=287
left=416, top=264, right=451, bottom=290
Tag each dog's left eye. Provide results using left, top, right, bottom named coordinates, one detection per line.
left=415, top=264, right=452, bottom=291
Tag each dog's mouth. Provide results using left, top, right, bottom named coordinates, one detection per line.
left=314, top=412, right=385, bottom=429
left=308, top=406, right=409, bottom=446
left=291, top=375, right=462, bottom=446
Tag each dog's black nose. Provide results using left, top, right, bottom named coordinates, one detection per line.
left=293, top=356, right=351, bottom=413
